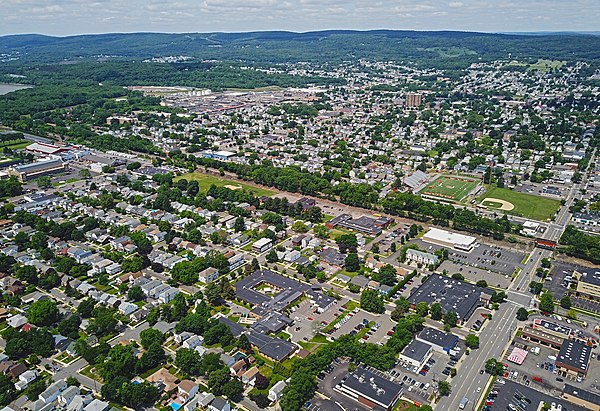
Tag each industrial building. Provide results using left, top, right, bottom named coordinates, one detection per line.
left=422, top=227, right=477, bottom=252
left=335, top=366, right=403, bottom=411
left=8, top=158, right=67, bottom=182
left=399, top=339, right=432, bottom=369
left=326, top=213, right=393, bottom=236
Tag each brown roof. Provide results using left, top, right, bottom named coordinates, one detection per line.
left=178, top=379, right=197, bottom=393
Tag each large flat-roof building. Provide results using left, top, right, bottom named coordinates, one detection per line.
left=556, top=340, right=592, bottom=378
left=572, top=267, right=600, bottom=299
left=408, top=274, right=492, bottom=324
left=422, top=228, right=477, bottom=252
left=416, top=327, right=458, bottom=354
left=326, top=214, right=393, bottom=237
left=562, top=384, right=600, bottom=411
left=8, top=158, right=67, bottom=182
left=335, top=366, right=403, bottom=411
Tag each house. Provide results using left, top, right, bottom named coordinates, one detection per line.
left=199, top=267, right=219, bottom=284
left=268, top=380, right=287, bottom=402
left=39, top=379, right=67, bottom=403
left=208, top=397, right=230, bottom=411
left=83, top=399, right=109, bottom=411
left=58, top=386, right=80, bottom=406
left=15, top=370, right=37, bottom=391
left=241, top=366, right=259, bottom=386
left=178, top=380, right=199, bottom=402
left=252, top=238, right=273, bottom=253
left=118, top=302, right=138, bottom=316
left=182, top=335, right=204, bottom=350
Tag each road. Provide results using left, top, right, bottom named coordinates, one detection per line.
left=438, top=150, right=595, bottom=409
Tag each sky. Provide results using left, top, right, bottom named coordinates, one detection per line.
left=1, top=0, right=599, bottom=36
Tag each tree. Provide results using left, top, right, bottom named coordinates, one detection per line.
left=0, top=374, right=16, bottom=405
left=360, top=289, right=384, bottom=314
left=344, top=253, right=360, bottom=272
left=516, top=307, right=529, bottom=321
left=26, top=300, right=59, bottom=326
left=208, top=368, right=230, bottom=396
left=205, top=282, right=222, bottom=305
left=415, top=301, right=429, bottom=317
left=140, top=328, right=164, bottom=350
left=560, top=296, right=572, bottom=309
left=444, top=310, right=458, bottom=328
left=175, top=348, right=203, bottom=376
left=237, top=334, right=251, bottom=352
left=438, top=381, right=451, bottom=396
left=336, top=233, right=358, bottom=253
left=374, top=264, right=397, bottom=286
left=233, top=217, right=245, bottom=232
left=476, top=280, right=488, bottom=287
left=465, top=334, right=480, bottom=349
left=79, top=169, right=91, bottom=179
left=313, top=224, right=329, bottom=239
left=539, top=292, right=555, bottom=314
left=265, top=249, right=279, bottom=263
left=57, top=315, right=81, bottom=339
left=77, top=298, right=95, bottom=318
left=292, top=221, right=308, bottom=233
left=529, top=281, right=543, bottom=295
left=430, top=302, right=443, bottom=321
left=128, top=285, right=144, bottom=302
left=36, top=176, right=52, bottom=188
left=65, top=377, right=80, bottom=387
left=485, top=358, right=504, bottom=376
left=222, top=378, right=243, bottom=399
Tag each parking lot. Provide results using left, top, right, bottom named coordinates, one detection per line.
left=438, top=260, right=512, bottom=288
left=328, top=308, right=395, bottom=344
left=548, top=261, right=600, bottom=314
left=487, top=380, right=588, bottom=411
left=288, top=298, right=348, bottom=343
left=412, top=239, right=525, bottom=276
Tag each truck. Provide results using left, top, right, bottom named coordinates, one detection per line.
left=459, top=397, right=469, bottom=409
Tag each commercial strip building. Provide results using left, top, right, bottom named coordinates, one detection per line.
left=407, top=274, right=492, bottom=324
left=334, top=366, right=403, bottom=411
left=422, top=227, right=477, bottom=252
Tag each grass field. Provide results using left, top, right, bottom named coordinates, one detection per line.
left=174, top=172, right=275, bottom=196
left=479, top=185, right=561, bottom=221
left=420, top=175, right=480, bottom=202
left=528, top=59, right=565, bottom=73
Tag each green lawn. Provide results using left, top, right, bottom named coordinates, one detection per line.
left=0, top=139, right=29, bottom=150
left=479, top=185, right=561, bottom=221
left=528, top=59, right=565, bottom=73
left=420, top=175, right=480, bottom=202
left=175, top=172, right=275, bottom=196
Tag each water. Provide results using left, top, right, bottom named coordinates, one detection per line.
left=0, top=84, right=32, bottom=95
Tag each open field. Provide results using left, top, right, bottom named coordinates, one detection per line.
left=528, top=59, right=565, bottom=73
left=478, top=185, right=561, bottom=221
left=174, top=172, right=275, bottom=196
left=419, top=175, right=480, bottom=202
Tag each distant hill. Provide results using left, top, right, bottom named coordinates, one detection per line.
left=1, top=30, right=600, bottom=68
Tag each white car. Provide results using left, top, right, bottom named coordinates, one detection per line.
left=476, top=387, right=481, bottom=393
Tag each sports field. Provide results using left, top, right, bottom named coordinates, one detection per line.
left=478, top=186, right=560, bottom=221
left=420, top=175, right=480, bottom=202
left=174, top=172, right=275, bottom=196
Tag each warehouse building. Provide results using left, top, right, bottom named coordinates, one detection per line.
left=422, top=227, right=477, bottom=252
left=8, top=158, right=67, bottom=182
left=335, top=366, right=403, bottom=411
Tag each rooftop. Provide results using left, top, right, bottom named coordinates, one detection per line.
left=556, top=340, right=591, bottom=373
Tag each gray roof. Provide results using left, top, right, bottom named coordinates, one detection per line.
left=563, top=384, right=600, bottom=406
left=340, top=366, right=403, bottom=408
left=417, top=327, right=458, bottom=349
left=557, top=340, right=591, bottom=373
left=400, top=339, right=432, bottom=362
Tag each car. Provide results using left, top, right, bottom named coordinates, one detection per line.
left=556, top=377, right=564, bottom=382
left=480, top=369, right=485, bottom=374
left=477, top=387, right=481, bottom=393
left=307, top=317, right=313, bottom=321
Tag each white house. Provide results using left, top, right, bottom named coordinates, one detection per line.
left=268, top=380, right=287, bottom=402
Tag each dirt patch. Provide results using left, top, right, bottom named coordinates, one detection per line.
left=481, top=197, right=514, bottom=211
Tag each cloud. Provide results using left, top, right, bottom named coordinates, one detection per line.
left=0, top=0, right=598, bottom=36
